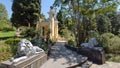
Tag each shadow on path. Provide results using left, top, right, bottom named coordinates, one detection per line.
left=41, top=41, right=88, bottom=68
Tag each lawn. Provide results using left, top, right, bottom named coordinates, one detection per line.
left=0, top=31, right=16, bottom=39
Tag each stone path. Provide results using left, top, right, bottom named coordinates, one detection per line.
left=91, top=62, right=120, bottom=68
left=40, top=41, right=120, bottom=68
left=40, top=41, right=90, bottom=68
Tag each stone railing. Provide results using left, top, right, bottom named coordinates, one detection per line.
left=65, top=44, right=105, bottom=64
left=77, top=47, right=105, bottom=64
left=1, top=52, right=47, bottom=68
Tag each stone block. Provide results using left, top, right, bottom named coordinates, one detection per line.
left=1, top=52, right=47, bottom=68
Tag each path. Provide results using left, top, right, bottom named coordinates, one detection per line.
left=41, top=41, right=120, bottom=68
left=40, top=41, right=90, bottom=68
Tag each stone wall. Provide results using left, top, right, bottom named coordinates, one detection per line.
left=1, top=52, right=47, bottom=68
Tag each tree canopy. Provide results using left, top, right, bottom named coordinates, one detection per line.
left=0, top=3, right=12, bottom=31
left=54, top=0, right=119, bottom=45
left=0, top=3, right=8, bottom=20
left=11, top=0, right=41, bottom=27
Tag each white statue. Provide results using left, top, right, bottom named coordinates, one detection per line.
left=10, top=39, right=44, bottom=63
left=49, top=6, right=57, bottom=18
left=80, top=38, right=98, bottom=48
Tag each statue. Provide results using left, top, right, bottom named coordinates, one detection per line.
left=49, top=6, right=57, bottom=18
left=10, top=39, right=44, bottom=63
left=80, top=38, right=98, bottom=48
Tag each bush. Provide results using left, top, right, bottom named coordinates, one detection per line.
left=108, top=36, right=120, bottom=53
left=21, top=27, right=40, bottom=38
left=0, top=45, right=11, bottom=53
left=2, top=27, right=15, bottom=32
left=0, top=23, right=16, bottom=31
left=31, top=37, right=44, bottom=46
left=118, top=34, right=120, bottom=38
left=5, top=38, right=21, bottom=54
left=59, top=29, right=74, bottom=40
left=97, top=33, right=120, bottom=54
left=67, top=39, right=77, bottom=47
left=0, top=52, right=13, bottom=62
left=87, top=31, right=99, bottom=42
left=5, top=38, right=21, bottom=45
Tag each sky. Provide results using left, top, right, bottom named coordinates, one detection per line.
left=0, top=0, right=120, bottom=19
left=0, top=0, right=55, bottom=19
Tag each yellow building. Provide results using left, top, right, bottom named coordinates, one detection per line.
left=36, top=6, right=59, bottom=39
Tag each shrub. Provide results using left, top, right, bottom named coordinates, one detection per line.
left=21, top=27, right=39, bottom=38
left=2, top=27, right=15, bottom=32
left=108, top=36, right=120, bottom=53
left=59, top=29, right=74, bottom=40
left=50, top=38, right=56, bottom=43
left=67, top=39, right=77, bottom=47
left=5, top=38, right=21, bottom=54
left=5, top=38, right=21, bottom=45
left=31, top=37, right=44, bottom=46
left=118, top=34, right=120, bottom=38
left=97, top=33, right=120, bottom=54
left=0, top=52, right=13, bottom=62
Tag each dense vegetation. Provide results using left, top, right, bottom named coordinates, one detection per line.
left=0, top=0, right=120, bottom=62
left=0, top=3, right=14, bottom=31
left=11, top=0, right=41, bottom=27
left=54, top=0, right=120, bottom=62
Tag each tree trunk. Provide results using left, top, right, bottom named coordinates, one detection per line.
left=77, top=0, right=81, bottom=46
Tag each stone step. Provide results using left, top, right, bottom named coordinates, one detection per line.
left=81, top=61, right=93, bottom=68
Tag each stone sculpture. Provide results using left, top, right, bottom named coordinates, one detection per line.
left=80, top=38, right=98, bottom=48
left=10, top=39, right=44, bottom=63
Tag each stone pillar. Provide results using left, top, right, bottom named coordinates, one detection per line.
left=51, top=17, right=54, bottom=37
left=56, top=23, right=58, bottom=38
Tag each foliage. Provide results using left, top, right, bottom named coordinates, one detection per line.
left=11, top=0, right=41, bottom=27
left=0, top=31, right=16, bottom=38
left=107, top=36, right=120, bottom=53
left=59, top=28, right=75, bottom=40
left=118, top=34, right=120, bottom=38
left=106, top=54, right=120, bottom=62
left=97, top=33, right=120, bottom=54
left=1, top=27, right=15, bottom=32
left=67, top=39, right=77, bottom=47
left=0, top=52, right=13, bottom=62
left=5, top=38, right=22, bottom=55
left=39, top=44, right=48, bottom=51
left=31, top=37, right=44, bottom=46
left=0, top=38, right=21, bottom=62
left=54, top=0, right=118, bottom=46
left=87, top=31, right=99, bottom=41
left=0, top=3, right=8, bottom=20
left=21, top=27, right=40, bottom=38
left=31, top=37, right=49, bottom=51
left=0, top=3, right=13, bottom=31
left=108, top=12, right=120, bottom=35
left=97, top=14, right=112, bottom=34
left=5, top=38, right=21, bottom=45
left=50, top=38, right=57, bottom=43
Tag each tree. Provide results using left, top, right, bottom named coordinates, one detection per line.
left=11, top=0, right=41, bottom=27
left=54, top=0, right=119, bottom=46
left=108, top=12, right=120, bottom=35
left=97, top=14, right=111, bottom=34
left=0, top=3, right=8, bottom=20
left=0, top=3, right=11, bottom=31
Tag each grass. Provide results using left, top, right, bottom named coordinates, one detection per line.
left=106, top=54, right=120, bottom=62
left=0, top=31, right=16, bottom=39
